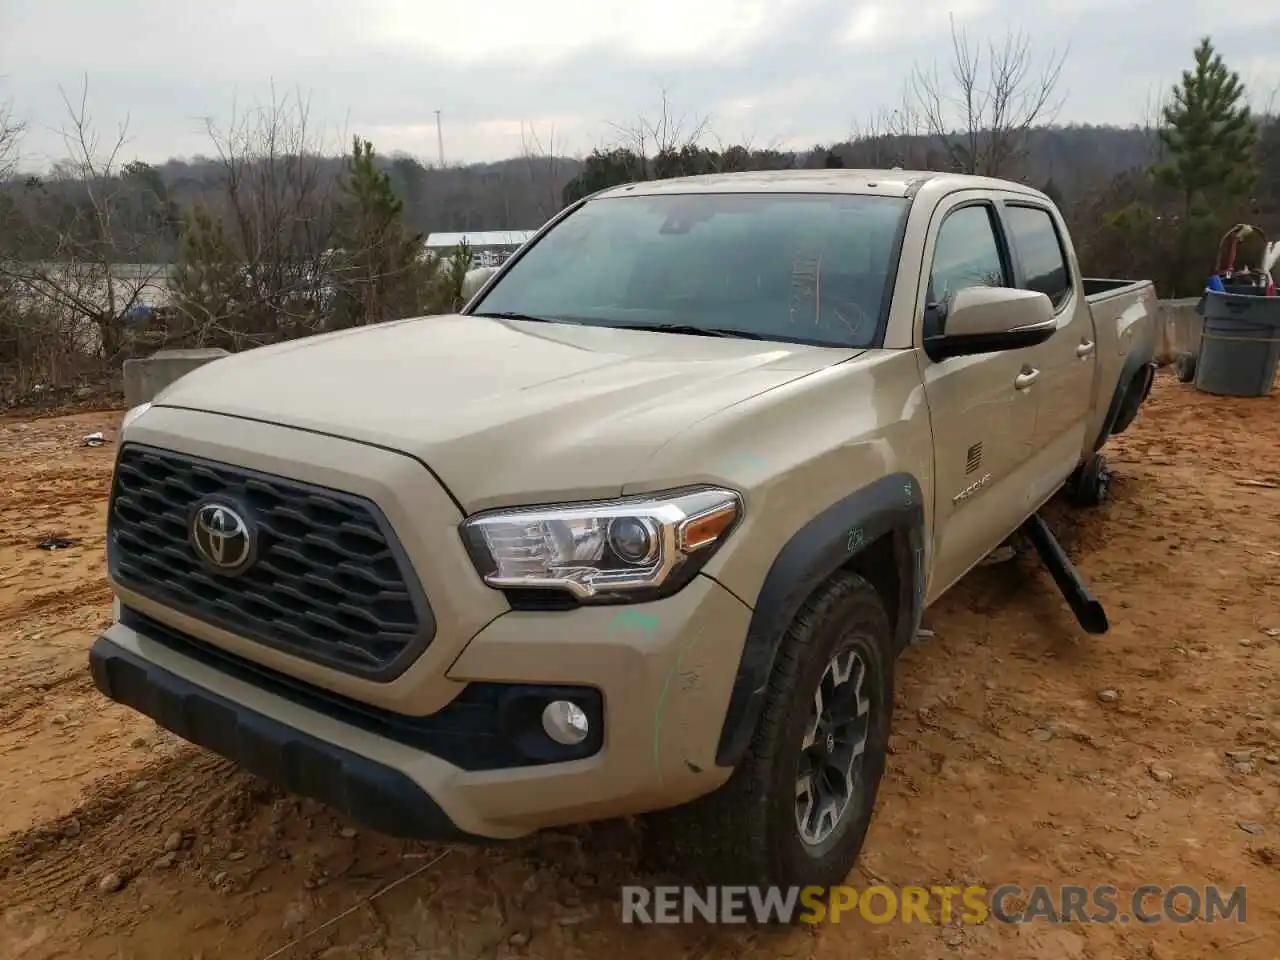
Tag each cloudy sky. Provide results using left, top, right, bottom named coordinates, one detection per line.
left=3, top=0, right=1278, bottom=170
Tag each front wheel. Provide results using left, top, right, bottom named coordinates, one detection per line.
left=645, top=571, right=894, bottom=894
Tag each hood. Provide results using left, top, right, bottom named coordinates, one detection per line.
left=153, top=314, right=857, bottom=510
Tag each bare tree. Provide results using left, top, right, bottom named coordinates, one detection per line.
left=846, top=85, right=932, bottom=169
left=177, top=87, right=348, bottom=347
left=707, top=129, right=761, bottom=172
left=608, top=89, right=713, bottom=179
left=0, top=96, right=23, bottom=179
left=1137, top=84, right=1169, bottom=166
left=908, top=16, right=1067, bottom=178
left=178, top=89, right=449, bottom=346
left=520, top=120, right=566, bottom=222
left=0, top=78, right=168, bottom=363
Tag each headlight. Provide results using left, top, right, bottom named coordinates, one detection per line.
left=120, top=402, right=152, bottom=431
left=459, top=486, right=743, bottom=603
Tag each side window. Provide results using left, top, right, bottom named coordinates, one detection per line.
left=928, top=204, right=1008, bottom=309
left=1004, top=204, right=1071, bottom=309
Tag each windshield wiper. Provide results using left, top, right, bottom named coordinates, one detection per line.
left=618, top=323, right=772, bottom=340
left=475, top=315, right=775, bottom=342
left=471, top=311, right=560, bottom=324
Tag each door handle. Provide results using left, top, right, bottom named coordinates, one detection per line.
left=1076, top=340, right=1096, bottom=358
left=1014, top=368, right=1040, bottom=390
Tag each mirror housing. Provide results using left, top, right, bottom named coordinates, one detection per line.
left=924, top=286, right=1057, bottom=361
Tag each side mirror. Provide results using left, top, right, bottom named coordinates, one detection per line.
left=460, top=266, right=498, bottom=303
left=924, top=286, right=1057, bottom=361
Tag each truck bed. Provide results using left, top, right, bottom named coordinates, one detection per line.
left=1082, top=277, right=1151, bottom=303
left=1080, top=276, right=1158, bottom=451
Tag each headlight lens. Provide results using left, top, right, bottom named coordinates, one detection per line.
left=120, top=402, right=152, bottom=431
left=459, top=486, right=743, bottom=602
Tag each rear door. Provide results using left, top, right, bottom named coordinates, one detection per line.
left=996, top=199, right=1097, bottom=502
left=916, top=192, right=1041, bottom=602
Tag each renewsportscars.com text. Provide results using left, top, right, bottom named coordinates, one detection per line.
left=620, top=884, right=1248, bottom=925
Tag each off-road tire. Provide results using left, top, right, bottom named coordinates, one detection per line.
left=644, top=571, right=894, bottom=899
left=1067, top=452, right=1112, bottom=507
left=1176, top=352, right=1197, bottom=383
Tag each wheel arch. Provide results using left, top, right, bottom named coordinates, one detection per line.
left=713, top=472, right=927, bottom=768
left=1093, top=347, right=1156, bottom=452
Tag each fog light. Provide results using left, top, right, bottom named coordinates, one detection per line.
left=541, top=700, right=589, bottom=745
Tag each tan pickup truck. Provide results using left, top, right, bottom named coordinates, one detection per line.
left=92, top=169, right=1156, bottom=892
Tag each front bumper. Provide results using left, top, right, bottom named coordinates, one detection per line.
left=90, top=634, right=475, bottom=841
left=91, top=573, right=752, bottom=840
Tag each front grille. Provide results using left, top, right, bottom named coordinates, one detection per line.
left=107, top=443, right=435, bottom=681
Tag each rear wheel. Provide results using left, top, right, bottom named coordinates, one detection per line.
left=1067, top=452, right=1112, bottom=507
left=645, top=571, right=893, bottom=897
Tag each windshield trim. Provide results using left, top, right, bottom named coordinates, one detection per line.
left=463, top=190, right=915, bottom=349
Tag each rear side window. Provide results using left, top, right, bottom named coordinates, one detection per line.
left=1004, top=204, right=1071, bottom=309
left=928, top=204, right=1008, bottom=307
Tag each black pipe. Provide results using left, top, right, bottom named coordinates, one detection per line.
left=1019, top=513, right=1109, bottom=635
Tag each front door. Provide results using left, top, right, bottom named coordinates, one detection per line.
left=916, top=193, right=1043, bottom=602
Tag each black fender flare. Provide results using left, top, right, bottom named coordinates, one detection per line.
left=713, top=472, right=927, bottom=768
left=1092, top=346, right=1156, bottom=453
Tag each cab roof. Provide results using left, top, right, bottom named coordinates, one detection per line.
left=590, top=169, right=1045, bottom=201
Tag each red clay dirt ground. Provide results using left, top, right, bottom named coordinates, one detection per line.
left=1, top=369, right=1278, bottom=960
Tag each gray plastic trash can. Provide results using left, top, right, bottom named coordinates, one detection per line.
left=1194, top=291, right=1280, bottom=397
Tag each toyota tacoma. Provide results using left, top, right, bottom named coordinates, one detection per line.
left=91, top=169, right=1156, bottom=890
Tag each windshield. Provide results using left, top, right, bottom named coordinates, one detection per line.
left=470, top=192, right=910, bottom=348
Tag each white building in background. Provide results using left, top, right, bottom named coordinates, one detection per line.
left=424, top=230, right=536, bottom=268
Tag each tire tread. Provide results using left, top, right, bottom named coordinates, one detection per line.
left=645, top=570, right=892, bottom=891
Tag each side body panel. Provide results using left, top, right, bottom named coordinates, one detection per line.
left=619, top=349, right=936, bottom=768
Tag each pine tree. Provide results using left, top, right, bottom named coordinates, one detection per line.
left=171, top=206, right=248, bottom=345
left=1154, top=37, right=1258, bottom=214
left=334, top=136, right=430, bottom=326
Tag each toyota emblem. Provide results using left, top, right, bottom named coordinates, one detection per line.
left=190, top=502, right=254, bottom=573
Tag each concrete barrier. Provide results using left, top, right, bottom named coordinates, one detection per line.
left=122, top=347, right=230, bottom=406
left=1154, top=298, right=1204, bottom=366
